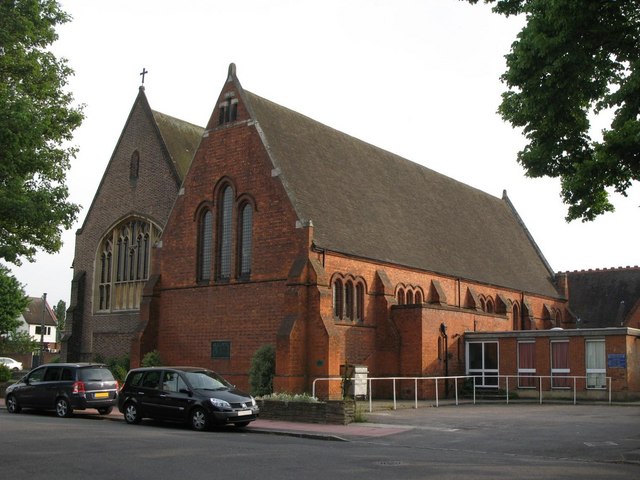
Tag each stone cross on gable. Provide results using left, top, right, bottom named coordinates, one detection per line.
left=140, top=67, right=148, bottom=85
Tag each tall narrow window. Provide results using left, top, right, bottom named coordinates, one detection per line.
left=217, top=186, right=234, bottom=280
left=355, top=283, right=364, bottom=322
left=551, top=340, right=570, bottom=388
left=415, top=290, right=423, bottom=305
left=586, top=339, right=606, bottom=389
left=345, top=281, right=354, bottom=320
left=130, top=150, right=140, bottom=180
left=238, top=203, right=253, bottom=278
left=397, top=289, right=405, bottom=305
left=333, top=279, right=343, bottom=319
left=198, top=210, right=213, bottom=282
left=518, top=342, right=536, bottom=388
left=406, top=290, right=414, bottom=305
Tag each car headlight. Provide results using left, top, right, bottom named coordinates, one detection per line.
left=210, top=398, right=231, bottom=409
left=250, top=396, right=257, bottom=407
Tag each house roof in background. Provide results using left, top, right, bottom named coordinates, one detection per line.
left=563, top=266, right=640, bottom=328
left=23, top=297, right=57, bottom=327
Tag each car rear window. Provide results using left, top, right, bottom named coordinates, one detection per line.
left=79, top=367, right=115, bottom=382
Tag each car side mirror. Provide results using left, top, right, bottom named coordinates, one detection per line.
left=179, top=388, right=192, bottom=396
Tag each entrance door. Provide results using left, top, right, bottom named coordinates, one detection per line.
left=467, top=341, right=499, bottom=387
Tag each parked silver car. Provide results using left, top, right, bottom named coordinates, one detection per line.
left=0, top=357, right=23, bottom=372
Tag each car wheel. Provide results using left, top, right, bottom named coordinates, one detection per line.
left=97, top=406, right=113, bottom=415
left=190, top=407, right=209, bottom=431
left=123, top=402, right=142, bottom=424
left=233, top=421, right=251, bottom=428
left=11, top=367, right=19, bottom=372
left=55, top=398, right=73, bottom=418
left=6, top=394, right=21, bottom=414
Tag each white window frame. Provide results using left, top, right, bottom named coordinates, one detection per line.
left=551, top=339, right=571, bottom=389
left=517, top=341, right=536, bottom=388
left=585, top=338, right=607, bottom=390
left=466, top=341, right=499, bottom=388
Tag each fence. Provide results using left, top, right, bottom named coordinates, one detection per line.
left=311, top=375, right=612, bottom=412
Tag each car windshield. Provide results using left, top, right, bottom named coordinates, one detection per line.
left=183, top=371, right=231, bottom=391
left=79, top=368, right=115, bottom=382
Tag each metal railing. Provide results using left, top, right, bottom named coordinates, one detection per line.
left=311, top=374, right=612, bottom=412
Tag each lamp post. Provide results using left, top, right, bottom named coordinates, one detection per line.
left=39, top=293, right=47, bottom=367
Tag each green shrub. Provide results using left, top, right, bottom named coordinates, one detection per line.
left=105, top=355, right=130, bottom=382
left=0, top=364, right=12, bottom=382
left=248, top=344, right=275, bottom=396
left=141, top=350, right=163, bottom=367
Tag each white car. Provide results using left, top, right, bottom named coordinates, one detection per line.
left=0, top=357, right=23, bottom=372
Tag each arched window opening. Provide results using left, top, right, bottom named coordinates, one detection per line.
left=512, top=304, right=520, bottom=331
left=217, top=186, right=234, bottom=280
left=345, top=281, right=354, bottom=320
left=397, top=288, right=405, bottom=305
left=479, top=297, right=486, bottom=312
left=96, top=219, right=158, bottom=312
left=406, top=290, right=414, bottom=305
left=130, top=150, right=140, bottom=180
left=238, top=203, right=253, bottom=279
left=355, top=283, right=364, bottom=322
left=333, top=279, right=343, bottom=319
left=486, top=298, right=495, bottom=314
left=415, top=290, right=423, bottom=305
left=198, top=210, right=213, bottom=282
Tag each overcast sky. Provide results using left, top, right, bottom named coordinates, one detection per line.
left=12, top=0, right=639, bottom=307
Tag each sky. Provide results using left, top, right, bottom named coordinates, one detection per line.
left=11, top=0, right=639, bottom=308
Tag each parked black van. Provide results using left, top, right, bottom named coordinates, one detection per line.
left=5, top=363, right=118, bottom=417
left=118, top=367, right=259, bottom=430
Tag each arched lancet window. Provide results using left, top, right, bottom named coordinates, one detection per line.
left=486, top=298, right=495, bottom=314
left=217, top=186, right=234, bottom=280
left=415, top=290, right=423, bottom=305
left=397, top=288, right=405, bottom=305
left=355, top=283, right=364, bottom=322
left=479, top=297, right=486, bottom=312
left=130, top=150, right=140, bottom=180
left=333, top=279, right=344, bottom=319
left=99, top=240, right=112, bottom=310
left=512, top=304, right=520, bottom=330
left=238, top=203, right=253, bottom=279
left=198, top=210, right=213, bottom=281
left=345, top=281, right=354, bottom=320
left=406, top=290, right=414, bottom=305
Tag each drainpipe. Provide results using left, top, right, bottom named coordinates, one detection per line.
left=440, top=322, right=449, bottom=396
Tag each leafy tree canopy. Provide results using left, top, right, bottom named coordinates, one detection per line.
left=0, top=265, right=29, bottom=335
left=467, top=0, right=639, bottom=221
left=0, top=0, right=83, bottom=265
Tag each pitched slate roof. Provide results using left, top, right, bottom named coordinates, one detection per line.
left=152, top=111, right=203, bottom=180
left=23, top=297, right=57, bottom=326
left=239, top=83, right=561, bottom=298
left=563, top=267, right=640, bottom=328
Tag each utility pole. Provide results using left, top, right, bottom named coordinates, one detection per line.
left=39, top=293, right=47, bottom=367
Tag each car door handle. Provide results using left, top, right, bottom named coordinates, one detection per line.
left=137, top=392, right=145, bottom=395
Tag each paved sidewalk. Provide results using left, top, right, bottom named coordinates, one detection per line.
left=0, top=397, right=412, bottom=441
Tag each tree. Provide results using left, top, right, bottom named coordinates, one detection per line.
left=53, top=299, right=66, bottom=338
left=466, top=0, right=639, bottom=221
left=0, top=0, right=83, bottom=265
left=0, top=265, right=29, bottom=335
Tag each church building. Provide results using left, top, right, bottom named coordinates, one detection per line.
left=62, top=87, right=203, bottom=362
left=64, top=65, right=574, bottom=396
